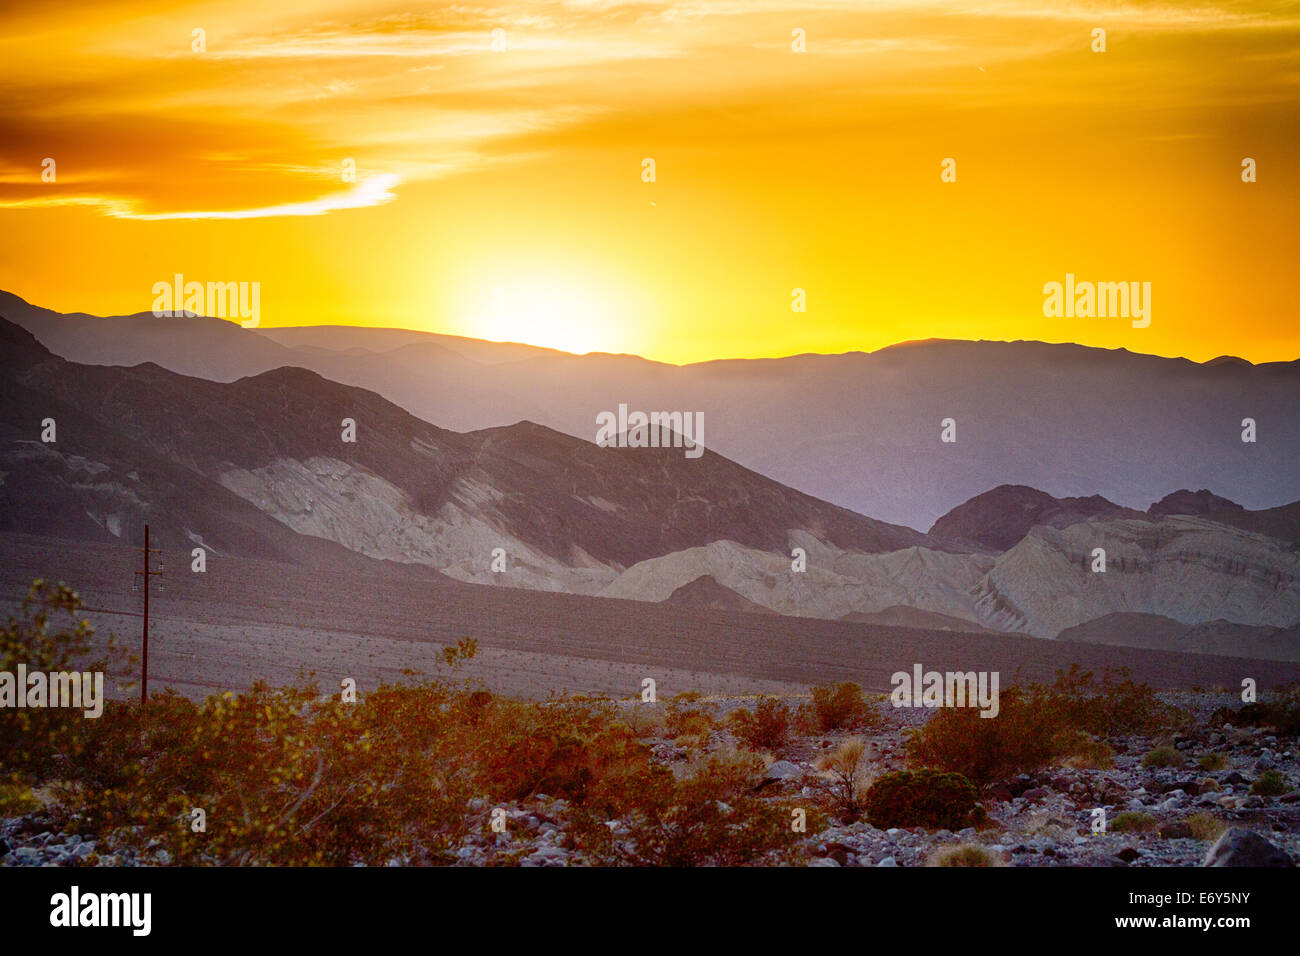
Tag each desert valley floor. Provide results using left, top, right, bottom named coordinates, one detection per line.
left=5, top=532, right=1296, bottom=703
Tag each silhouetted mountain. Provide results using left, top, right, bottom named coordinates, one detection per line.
left=0, top=322, right=420, bottom=571
left=1200, top=499, right=1300, bottom=546
left=8, top=290, right=1298, bottom=531
left=928, top=484, right=1143, bottom=552
left=1148, top=489, right=1244, bottom=517
left=0, top=315, right=923, bottom=587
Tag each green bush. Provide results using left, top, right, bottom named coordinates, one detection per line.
left=1142, top=746, right=1187, bottom=769
left=0, top=580, right=123, bottom=779
left=863, top=769, right=979, bottom=830
left=1198, top=752, right=1229, bottom=771
left=0, top=777, right=40, bottom=816
left=1110, top=811, right=1158, bottom=833
left=1055, top=728, right=1115, bottom=769
left=1251, top=770, right=1291, bottom=796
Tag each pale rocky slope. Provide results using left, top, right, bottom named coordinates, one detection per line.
left=598, top=535, right=994, bottom=622
left=594, top=517, right=1300, bottom=655
left=974, top=517, right=1300, bottom=638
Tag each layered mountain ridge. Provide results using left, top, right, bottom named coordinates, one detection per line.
left=0, top=317, right=921, bottom=594
left=6, top=289, right=1298, bottom=530
left=3, top=297, right=1298, bottom=661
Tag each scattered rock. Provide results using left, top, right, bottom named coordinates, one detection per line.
left=1203, top=829, right=1294, bottom=867
left=764, top=760, right=802, bottom=781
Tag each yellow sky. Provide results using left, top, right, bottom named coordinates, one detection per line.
left=1, top=0, right=1297, bottom=363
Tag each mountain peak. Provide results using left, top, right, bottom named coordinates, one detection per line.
left=929, top=484, right=1141, bottom=552
left=0, top=315, right=53, bottom=368
left=1205, top=355, right=1252, bottom=368
left=1148, top=489, right=1244, bottom=517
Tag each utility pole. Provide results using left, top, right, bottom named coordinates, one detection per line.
left=133, top=524, right=163, bottom=704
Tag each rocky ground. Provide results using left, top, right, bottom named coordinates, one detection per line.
left=2, top=691, right=1296, bottom=867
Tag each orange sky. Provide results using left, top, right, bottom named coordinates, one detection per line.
left=1, top=0, right=1297, bottom=364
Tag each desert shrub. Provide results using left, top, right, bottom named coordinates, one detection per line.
left=0, top=580, right=123, bottom=779
left=58, top=665, right=683, bottom=865
left=728, top=697, right=791, bottom=751
left=863, top=769, right=979, bottom=830
left=10, top=579, right=773, bottom=866
left=1198, top=752, right=1229, bottom=771
left=904, top=670, right=1178, bottom=787
left=927, top=843, right=1003, bottom=867
left=1110, top=811, right=1158, bottom=833
left=905, top=685, right=1061, bottom=787
left=1186, top=812, right=1226, bottom=842
left=30, top=640, right=804, bottom=866
left=1046, top=665, right=1186, bottom=737
left=583, top=748, right=806, bottom=866
left=806, top=682, right=876, bottom=732
left=72, top=680, right=468, bottom=865
left=1251, top=770, right=1291, bottom=796
left=0, top=776, right=40, bottom=816
left=1054, top=729, right=1115, bottom=769
left=1211, top=702, right=1272, bottom=727
left=1142, top=746, right=1187, bottom=769
left=691, top=746, right=764, bottom=792
left=619, top=702, right=666, bottom=738
left=1022, top=812, right=1071, bottom=840
left=817, top=737, right=869, bottom=817
left=672, top=718, right=713, bottom=749
left=1210, top=685, right=1300, bottom=736
left=665, top=696, right=717, bottom=743
left=473, top=695, right=668, bottom=813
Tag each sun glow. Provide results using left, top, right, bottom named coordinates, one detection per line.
left=1, top=1, right=1296, bottom=364
left=460, top=270, right=639, bottom=356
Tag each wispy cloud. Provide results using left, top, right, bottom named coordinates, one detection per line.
left=0, top=173, right=400, bottom=219
left=1, top=0, right=1297, bottom=223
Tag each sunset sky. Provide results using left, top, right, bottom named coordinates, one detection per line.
left=1, top=0, right=1296, bottom=363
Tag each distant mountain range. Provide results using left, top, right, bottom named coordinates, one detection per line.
left=2, top=292, right=1298, bottom=661
left=5, top=289, right=1298, bottom=531
left=0, top=317, right=919, bottom=591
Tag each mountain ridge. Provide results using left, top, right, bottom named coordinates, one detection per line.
left=0, top=315, right=926, bottom=584
left=7, top=288, right=1298, bottom=530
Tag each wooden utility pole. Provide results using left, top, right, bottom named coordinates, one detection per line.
left=133, top=524, right=163, bottom=704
